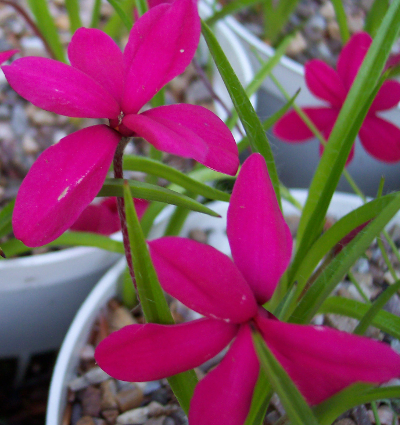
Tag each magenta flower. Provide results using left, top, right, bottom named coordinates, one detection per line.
left=274, top=32, right=400, bottom=163
left=0, top=49, right=18, bottom=64
left=3, top=0, right=238, bottom=247
left=95, top=153, right=400, bottom=425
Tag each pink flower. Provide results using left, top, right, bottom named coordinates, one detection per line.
left=0, top=50, right=18, bottom=64
left=69, top=197, right=148, bottom=235
left=3, top=0, right=238, bottom=247
left=95, top=153, right=400, bottom=425
left=274, top=32, right=400, bottom=163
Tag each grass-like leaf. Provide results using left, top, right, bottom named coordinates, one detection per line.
left=331, top=0, right=350, bottom=43
left=122, top=181, right=198, bottom=413
left=27, top=0, right=66, bottom=62
left=318, top=296, right=400, bottom=340
left=65, top=0, right=83, bottom=33
left=365, top=0, right=390, bottom=38
left=90, top=0, right=102, bottom=28
left=122, top=155, right=230, bottom=202
left=106, top=0, right=133, bottom=30
left=252, top=331, right=321, bottom=425
left=103, top=0, right=135, bottom=37
left=201, top=19, right=281, bottom=204
left=0, top=199, right=14, bottom=240
left=98, top=178, right=220, bottom=217
left=290, top=193, right=400, bottom=324
left=205, top=0, right=261, bottom=26
left=1, top=232, right=125, bottom=259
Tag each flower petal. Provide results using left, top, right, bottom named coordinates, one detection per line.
left=12, top=125, right=120, bottom=247
left=69, top=198, right=121, bottom=235
left=359, top=116, right=400, bottom=163
left=273, top=107, right=338, bottom=142
left=148, top=237, right=258, bottom=323
left=95, top=318, right=238, bottom=381
left=256, top=314, right=400, bottom=405
left=0, top=49, right=18, bottom=64
left=189, top=325, right=259, bottom=425
left=369, top=80, right=400, bottom=113
left=122, top=0, right=200, bottom=113
left=68, top=28, right=124, bottom=104
left=337, top=32, right=372, bottom=90
left=124, top=104, right=239, bottom=175
left=305, top=60, right=346, bottom=107
left=227, top=154, right=293, bottom=304
left=2, top=57, right=120, bottom=118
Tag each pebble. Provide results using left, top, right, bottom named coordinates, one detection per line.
left=20, top=36, right=46, bottom=56
left=101, top=408, right=119, bottom=425
left=28, top=109, right=57, bottom=126
left=81, top=386, right=102, bottom=417
left=319, top=1, right=336, bottom=21
left=100, top=380, right=118, bottom=411
left=367, top=406, right=395, bottom=425
left=76, top=417, right=97, bottom=425
left=11, top=103, right=28, bottom=136
left=347, top=11, right=365, bottom=34
left=116, top=401, right=163, bottom=424
left=185, top=80, right=212, bottom=105
left=69, top=367, right=111, bottom=391
left=286, top=31, right=307, bottom=56
left=188, top=228, right=208, bottom=244
left=108, top=304, right=138, bottom=332
left=333, top=419, right=357, bottom=425
left=81, top=344, right=96, bottom=361
left=22, top=134, right=40, bottom=155
left=115, top=384, right=144, bottom=412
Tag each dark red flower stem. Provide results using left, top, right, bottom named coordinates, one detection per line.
left=0, top=0, right=56, bottom=60
left=113, top=137, right=138, bottom=294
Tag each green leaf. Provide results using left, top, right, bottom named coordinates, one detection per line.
left=243, top=369, right=272, bottom=425
left=331, top=0, right=350, bottom=43
left=354, top=279, right=400, bottom=335
left=271, top=0, right=302, bottom=45
left=103, top=0, right=135, bottom=38
left=289, top=194, right=397, bottom=303
left=313, top=384, right=400, bottom=425
left=1, top=232, right=125, bottom=258
left=237, top=89, right=300, bottom=154
left=205, top=0, right=261, bottom=26
left=293, top=0, right=400, bottom=275
left=122, top=156, right=230, bottom=202
left=90, top=0, right=102, bottom=28
left=201, top=19, right=281, bottom=205
left=319, top=297, right=400, bottom=340
left=135, top=0, right=149, bottom=19
left=0, top=199, right=14, bottom=240
left=26, top=0, right=66, bottom=62
left=365, top=0, right=390, bottom=38
left=290, top=193, right=400, bottom=324
left=225, top=35, right=293, bottom=130
left=122, top=181, right=198, bottom=412
left=98, top=178, right=220, bottom=217
left=106, top=0, right=133, bottom=30
left=65, top=0, right=83, bottom=33
left=163, top=194, right=193, bottom=237
left=252, top=331, right=321, bottom=425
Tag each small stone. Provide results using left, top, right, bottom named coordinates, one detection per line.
left=151, top=387, right=170, bottom=405
left=265, top=411, right=280, bottom=425
left=69, top=367, right=111, bottom=391
left=142, top=381, right=162, bottom=395
left=29, top=108, right=57, bottom=125
left=325, top=313, right=358, bottom=333
left=327, top=20, right=341, bottom=41
left=20, top=36, right=46, bottom=56
left=56, top=14, right=70, bottom=31
left=384, top=270, right=400, bottom=285
left=320, top=1, right=336, bottom=20
left=22, top=134, right=39, bottom=154
left=71, top=402, right=83, bottom=425
left=145, top=417, right=167, bottom=425
left=188, top=228, right=208, bottom=244
left=368, top=406, right=394, bottom=425
left=108, top=305, right=137, bottom=332
left=100, top=379, right=118, bottom=410
left=286, top=32, right=307, bottom=56
left=117, top=405, right=151, bottom=424
left=77, top=417, right=97, bottom=425
left=116, top=384, right=144, bottom=412
left=81, top=344, right=96, bottom=361
left=0, top=104, right=10, bottom=119
left=185, top=80, right=212, bottom=105
left=102, top=408, right=119, bottom=425
left=11, top=104, right=28, bottom=136
left=308, top=14, right=327, bottom=33
left=347, top=12, right=365, bottom=34
left=333, top=419, right=356, bottom=425
left=81, top=385, right=102, bottom=417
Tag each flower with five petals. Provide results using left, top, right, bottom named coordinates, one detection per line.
left=95, top=153, right=400, bottom=425
left=3, top=0, right=238, bottom=247
left=274, top=32, right=400, bottom=163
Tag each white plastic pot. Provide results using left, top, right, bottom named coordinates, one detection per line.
left=0, top=0, right=255, bottom=381
left=47, top=190, right=378, bottom=425
left=218, top=13, right=400, bottom=196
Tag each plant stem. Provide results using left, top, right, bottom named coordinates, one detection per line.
left=113, top=137, right=137, bottom=293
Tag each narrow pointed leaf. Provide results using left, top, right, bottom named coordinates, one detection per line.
left=291, top=193, right=400, bottom=324
left=27, top=0, right=66, bottom=62
left=330, top=0, right=350, bottom=43
left=201, top=20, right=280, bottom=204
left=252, top=331, right=321, bottom=425
left=65, top=0, right=83, bottom=32
left=205, top=0, right=261, bottom=26
left=122, top=156, right=230, bottom=202
left=295, top=1, right=400, bottom=269
left=365, top=0, right=390, bottom=38
left=319, top=297, right=400, bottom=340
left=90, top=0, right=102, bottom=27
left=0, top=199, right=14, bottom=239
left=106, top=0, right=133, bottom=29
left=243, top=369, right=272, bottom=425
left=98, top=179, right=220, bottom=217
left=122, top=181, right=198, bottom=413
left=354, top=279, right=400, bottom=335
